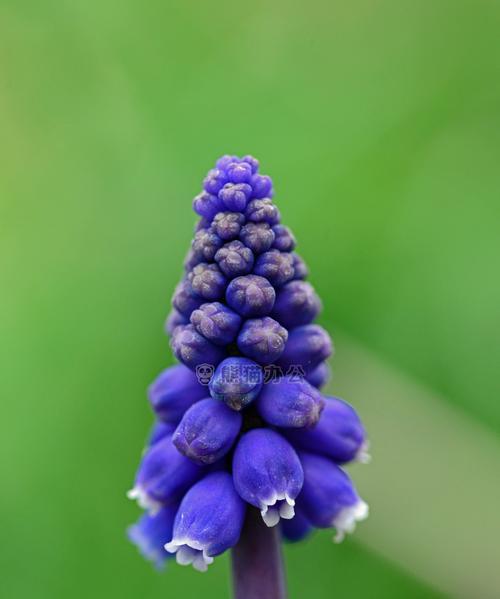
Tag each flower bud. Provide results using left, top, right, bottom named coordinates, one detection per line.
left=165, top=472, right=246, bottom=571
left=298, top=451, right=368, bottom=542
left=226, top=162, right=253, bottom=184
left=254, top=249, right=295, bottom=287
left=285, top=397, right=369, bottom=464
left=192, top=191, right=224, bottom=220
left=164, top=309, right=188, bottom=336
left=190, top=302, right=242, bottom=346
left=212, top=211, right=245, bottom=241
left=232, top=429, right=303, bottom=527
left=219, top=183, right=252, bottom=211
left=172, top=280, right=203, bottom=317
left=250, top=174, right=273, bottom=198
left=148, top=364, right=208, bottom=424
left=271, top=281, right=322, bottom=328
left=245, top=198, right=280, bottom=225
left=237, top=317, right=288, bottom=364
left=127, top=434, right=203, bottom=513
left=173, top=398, right=242, bottom=465
left=272, top=224, right=296, bottom=252
left=256, top=376, right=324, bottom=428
left=242, top=155, right=259, bottom=174
left=305, top=361, right=331, bottom=389
left=278, top=324, right=332, bottom=374
left=239, top=221, right=275, bottom=254
left=209, top=357, right=263, bottom=410
left=226, top=275, right=276, bottom=317
left=187, top=263, right=226, bottom=301
left=216, top=154, right=239, bottom=170
left=291, top=253, right=308, bottom=280
left=214, top=240, right=254, bottom=278
left=170, top=324, right=225, bottom=370
left=203, top=168, right=228, bottom=195
left=127, top=504, right=178, bottom=568
left=191, top=228, right=223, bottom=262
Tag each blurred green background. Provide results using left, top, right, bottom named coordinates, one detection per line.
left=1, top=0, right=500, bottom=597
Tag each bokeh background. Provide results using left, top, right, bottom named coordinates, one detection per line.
left=1, top=1, right=500, bottom=597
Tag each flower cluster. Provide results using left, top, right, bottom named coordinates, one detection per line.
left=127, top=155, right=369, bottom=571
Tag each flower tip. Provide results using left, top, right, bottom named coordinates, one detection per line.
left=355, top=440, right=372, bottom=464
left=260, top=493, right=296, bottom=527
left=332, top=499, right=369, bottom=543
left=126, top=486, right=161, bottom=514
left=165, top=540, right=214, bottom=572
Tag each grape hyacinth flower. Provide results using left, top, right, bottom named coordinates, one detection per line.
left=127, top=155, right=370, bottom=598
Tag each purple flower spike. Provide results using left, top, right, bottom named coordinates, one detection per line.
left=291, top=253, right=309, bottom=280
left=240, top=222, right=275, bottom=254
left=128, top=504, right=178, bottom=568
left=278, top=324, right=333, bottom=374
left=297, top=451, right=369, bottom=542
left=271, top=281, right=322, bottom=328
left=209, top=356, right=263, bottom=411
left=203, top=168, right=228, bottom=195
left=232, top=429, right=303, bottom=527
left=193, top=191, right=225, bottom=221
left=171, top=324, right=225, bottom=370
left=148, top=364, right=207, bottom=424
left=226, top=275, right=276, bottom=317
left=165, top=472, right=246, bottom=571
left=256, top=376, right=325, bottom=428
left=285, top=397, right=369, bottom=465
left=219, top=183, right=252, bottom=212
left=165, top=309, right=188, bottom=336
left=254, top=249, right=295, bottom=288
left=305, top=361, right=331, bottom=389
left=190, top=302, right=242, bottom=346
left=130, top=155, right=370, bottom=571
left=281, top=507, right=312, bottom=543
left=272, top=225, right=296, bottom=252
left=148, top=421, right=175, bottom=446
left=191, top=228, right=223, bottom=263
left=226, top=161, right=253, bottom=184
left=172, top=280, right=203, bottom=317
left=212, top=211, right=245, bottom=241
left=237, top=317, right=288, bottom=365
left=173, top=398, right=242, bottom=465
left=250, top=174, right=273, bottom=199
left=188, top=263, right=226, bottom=301
left=127, top=434, right=203, bottom=513
left=214, top=240, right=254, bottom=278
left=245, top=198, right=281, bottom=225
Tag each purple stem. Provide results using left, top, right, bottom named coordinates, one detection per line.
left=231, top=507, right=287, bottom=599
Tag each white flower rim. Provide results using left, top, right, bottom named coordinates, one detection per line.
left=260, top=492, right=296, bottom=527
left=332, top=499, right=369, bottom=543
left=355, top=440, right=372, bottom=464
left=126, top=486, right=162, bottom=515
left=165, top=537, right=214, bottom=572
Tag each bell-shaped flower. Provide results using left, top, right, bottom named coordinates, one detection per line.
left=284, top=397, right=369, bottom=464
left=232, top=429, right=303, bottom=527
left=165, top=472, right=246, bottom=571
left=256, top=376, right=324, bottom=428
left=297, top=451, right=368, bottom=542
left=127, top=434, right=203, bottom=513
left=173, top=398, right=242, bottom=465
